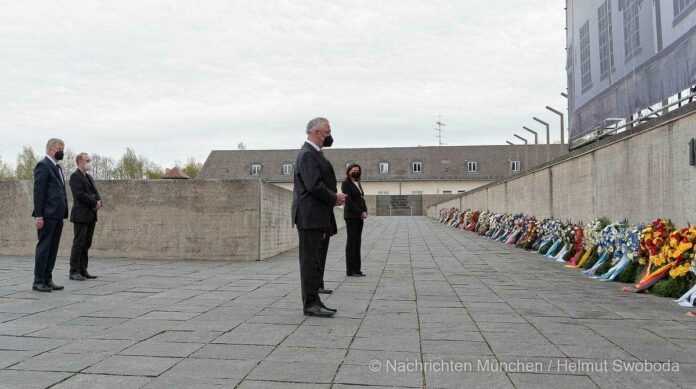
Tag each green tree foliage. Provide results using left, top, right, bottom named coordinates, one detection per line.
left=145, top=161, right=164, bottom=179
left=15, top=146, right=38, bottom=179
left=0, top=155, right=15, bottom=180
left=112, top=148, right=145, bottom=179
left=182, top=157, right=202, bottom=179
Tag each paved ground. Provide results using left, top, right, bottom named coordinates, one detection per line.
left=0, top=216, right=694, bottom=389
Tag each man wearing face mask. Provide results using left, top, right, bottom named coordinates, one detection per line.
left=31, top=138, right=69, bottom=292
left=292, top=117, right=346, bottom=317
left=68, top=153, right=102, bottom=281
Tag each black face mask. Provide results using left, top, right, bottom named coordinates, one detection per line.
left=54, top=150, right=64, bottom=161
left=322, top=135, right=334, bottom=148
left=350, top=172, right=360, bottom=180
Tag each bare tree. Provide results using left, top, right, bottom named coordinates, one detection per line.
left=60, top=149, right=77, bottom=178
left=237, top=142, right=247, bottom=150
left=91, top=153, right=115, bottom=180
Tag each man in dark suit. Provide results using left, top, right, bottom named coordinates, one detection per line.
left=68, top=153, right=102, bottom=281
left=292, top=117, right=346, bottom=317
left=32, top=138, right=68, bottom=292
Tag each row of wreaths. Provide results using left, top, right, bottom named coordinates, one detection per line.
left=436, top=208, right=696, bottom=306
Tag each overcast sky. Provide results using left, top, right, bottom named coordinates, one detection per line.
left=0, top=0, right=567, bottom=168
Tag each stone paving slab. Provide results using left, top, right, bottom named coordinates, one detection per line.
left=0, top=216, right=695, bottom=388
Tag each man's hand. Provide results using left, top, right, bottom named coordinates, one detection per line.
left=361, top=212, right=368, bottom=220
left=335, top=193, right=346, bottom=206
left=35, top=219, right=44, bottom=230
left=93, top=201, right=103, bottom=211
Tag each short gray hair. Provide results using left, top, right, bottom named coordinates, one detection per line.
left=46, top=138, right=64, bottom=152
left=76, top=152, right=88, bottom=164
left=306, top=117, right=328, bottom=134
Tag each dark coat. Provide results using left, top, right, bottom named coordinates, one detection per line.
left=69, top=170, right=101, bottom=223
left=291, top=142, right=338, bottom=234
left=32, top=157, right=68, bottom=220
left=341, top=179, right=367, bottom=219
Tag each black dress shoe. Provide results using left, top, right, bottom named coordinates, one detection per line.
left=319, top=302, right=337, bottom=312
left=32, top=283, right=52, bottom=292
left=356, top=272, right=366, bottom=277
left=46, top=281, right=64, bottom=290
left=69, top=273, right=86, bottom=281
left=303, top=304, right=335, bottom=317
left=318, top=288, right=332, bottom=294
left=80, top=271, right=97, bottom=279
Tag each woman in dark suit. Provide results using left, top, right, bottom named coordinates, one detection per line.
left=341, top=163, right=368, bottom=277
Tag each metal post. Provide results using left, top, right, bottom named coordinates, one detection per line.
left=513, top=134, right=527, bottom=144
left=523, top=126, right=539, bottom=169
left=514, top=134, right=528, bottom=172
left=546, top=106, right=565, bottom=147
left=522, top=126, right=538, bottom=144
left=506, top=141, right=514, bottom=145
left=533, top=117, right=550, bottom=162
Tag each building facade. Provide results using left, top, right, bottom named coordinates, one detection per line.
left=198, top=144, right=566, bottom=195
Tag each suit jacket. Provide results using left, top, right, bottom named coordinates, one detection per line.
left=291, top=142, right=338, bottom=234
left=341, top=179, right=367, bottom=220
left=32, top=157, right=68, bottom=220
left=69, top=170, right=101, bottom=223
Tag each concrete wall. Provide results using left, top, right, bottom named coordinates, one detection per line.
left=428, top=106, right=696, bottom=226
left=273, top=180, right=492, bottom=195
left=0, top=180, right=344, bottom=261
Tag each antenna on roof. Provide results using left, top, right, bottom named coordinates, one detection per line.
left=435, top=116, right=446, bottom=146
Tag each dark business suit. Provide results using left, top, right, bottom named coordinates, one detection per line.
left=32, top=157, right=69, bottom=285
left=292, top=142, right=338, bottom=309
left=69, top=170, right=101, bottom=275
left=341, top=179, right=367, bottom=275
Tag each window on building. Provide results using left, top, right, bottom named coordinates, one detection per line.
left=250, top=164, right=261, bottom=176
left=623, top=0, right=641, bottom=61
left=598, top=0, right=614, bottom=80
left=411, top=190, right=423, bottom=195
left=442, top=190, right=452, bottom=194
left=282, top=163, right=293, bottom=175
left=567, top=43, right=575, bottom=107
left=511, top=160, right=521, bottom=172
left=379, top=162, right=389, bottom=174
left=412, top=161, right=422, bottom=173
left=458, top=190, right=466, bottom=193
left=580, top=20, right=592, bottom=91
left=674, top=0, right=695, bottom=20
left=378, top=191, right=389, bottom=195
left=467, top=161, right=478, bottom=173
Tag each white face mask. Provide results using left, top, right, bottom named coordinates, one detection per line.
left=84, top=162, right=94, bottom=171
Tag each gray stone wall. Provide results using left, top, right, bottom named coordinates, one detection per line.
left=363, top=194, right=462, bottom=216
left=258, top=181, right=345, bottom=259
left=0, top=179, right=345, bottom=261
left=428, top=107, right=696, bottom=226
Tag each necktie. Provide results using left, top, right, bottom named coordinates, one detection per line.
left=55, top=164, right=64, bottom=185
